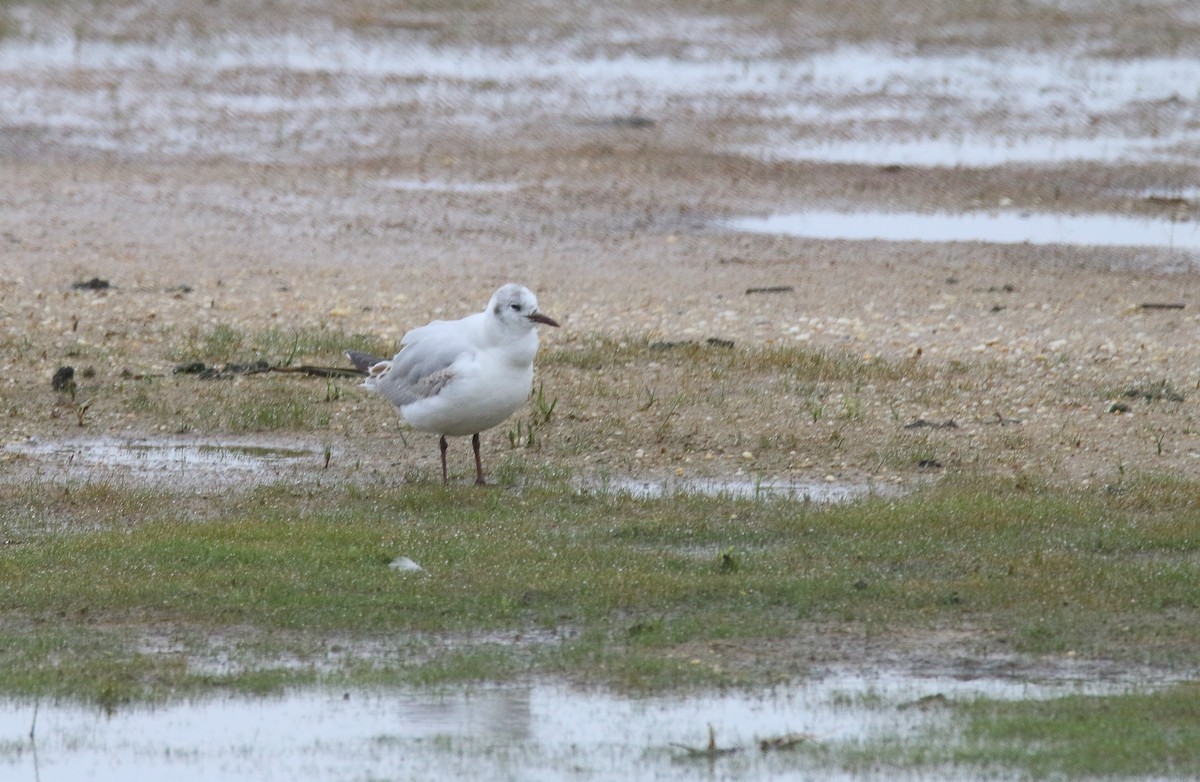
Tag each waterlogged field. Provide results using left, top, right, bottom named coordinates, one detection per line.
left=3, top=471, right=1200, bottom=697
left=2, top=676, right=1196, bottom=781
left=3, top=290, right=1200, bottom=781
left=1, top=467, right=1199, bottom=778
left=4, top=0, right=1200, bottom=777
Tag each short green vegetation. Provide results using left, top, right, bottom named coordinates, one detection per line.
left=166, top=324, right=390, bottom=367
left=1, top=474, right=1197, bottom=706
left=830, top=683, right=1200, bottom=779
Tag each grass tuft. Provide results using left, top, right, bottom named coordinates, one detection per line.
left=167, top=324, right=391, bottom=366
left=543, top=335, right=921, bottom=383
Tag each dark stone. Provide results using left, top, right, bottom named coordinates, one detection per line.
left=71, top=277, right=110, bottom=291
left=51, top=365, right=75, bottom=391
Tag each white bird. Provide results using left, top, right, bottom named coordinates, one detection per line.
left=348, top=283, right=559, bottom=485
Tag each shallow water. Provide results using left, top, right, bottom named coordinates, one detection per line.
left=3, top=436, right=322, bottom=487
left=0, top=669, right=1153, bottom=782
left=724, top=209, right=1200, bottom=251
left=3, top=436, right=889, bottom=501
left=744, top=48, right=1200, bottom=167
left=3, top=27, right=1198, bottom=167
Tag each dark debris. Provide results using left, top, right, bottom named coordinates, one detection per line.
left=904, top=418, right=957, bottom=429
left=71, top=277, right=111, bottom=291
left=51, top=365, right=75, bottom=392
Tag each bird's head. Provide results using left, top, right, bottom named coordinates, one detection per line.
left=489, top=284, right=560, bottom=330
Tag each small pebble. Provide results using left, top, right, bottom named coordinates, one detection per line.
left=389, top=557, right=424, bottom=573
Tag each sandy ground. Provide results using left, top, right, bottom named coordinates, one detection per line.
left=4, top=0, right=1200, bottom=490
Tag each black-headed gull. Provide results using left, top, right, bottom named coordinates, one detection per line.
left=348, top=283, right=559, bottom=485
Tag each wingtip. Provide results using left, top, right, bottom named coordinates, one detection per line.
left=346, top=350, right=386, bottom=375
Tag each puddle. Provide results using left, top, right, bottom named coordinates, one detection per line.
left=3, top=437, right=891, bottom=502
left=740, top=47, right=1200, bottom=167
left=2, top=23, right=1199, bottom=167
left=3, top=437, right=322, bottom=487
left=599, top=475, right=888, bottom=503
left=0, top=669, right=1161, bottom=782
left=723, top=209, right=1200, bottom=251
left=742, top=133, right=1192, bottom=168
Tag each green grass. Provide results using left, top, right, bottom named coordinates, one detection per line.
left=956, top=684, right=1200, bottom=778
left=225, top=387, right=327, bottom=430
left=0, top=626, right=316, bottom=711
left=158, top=372, right=345, bottom=432
left=1, top=473, right=1198, bottom=704
left=832, top=683, right=1200, bottom=779
left=166, top=323, right=391, bottom=366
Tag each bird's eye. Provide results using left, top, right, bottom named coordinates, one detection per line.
left=510, top=303, right=522, bottom=311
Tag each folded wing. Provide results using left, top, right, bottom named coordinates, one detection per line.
left=352, top=317, right=479, bottom=408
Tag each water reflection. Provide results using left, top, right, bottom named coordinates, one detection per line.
left=0, top=670, right=1159, bottom=782
left=724, top=209, right=1200, bottom=250
left=3, top=437, right=320, bottom=487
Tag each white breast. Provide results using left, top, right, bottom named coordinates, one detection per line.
left=399, top=336, right=537, bottom=437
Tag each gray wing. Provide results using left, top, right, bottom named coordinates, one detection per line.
left=369, top=318, right=478, bottom=407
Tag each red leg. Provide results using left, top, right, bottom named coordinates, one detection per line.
left=439, top=435, right=449, bottom=483
left=472, top=432, right=485, bottom=485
